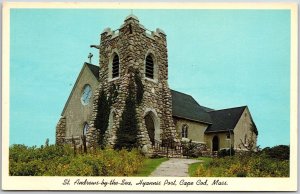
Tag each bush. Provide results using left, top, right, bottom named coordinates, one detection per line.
left=261, top=145, right=289, bottom=160
left=181, top=140, right=207, bottom=158
left=218, top=147, right=235, bottom=157
left=9, top=144, right=145, bottom=176
left=192, top=153, right=289, bottom=177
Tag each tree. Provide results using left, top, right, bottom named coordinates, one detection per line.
left=94, top=90, right=111, bottom=148
left=114, top=75, right=138, bottom=150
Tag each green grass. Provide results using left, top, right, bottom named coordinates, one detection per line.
left=134, top=157, right=168, bottom=176
left=188, top=157, right=212, bottom=177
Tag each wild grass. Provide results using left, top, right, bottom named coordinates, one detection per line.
left=9, top=144, right=145, bottom=176
left=188, top=153, right=289, bottom=177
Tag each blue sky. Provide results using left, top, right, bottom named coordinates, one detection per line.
left=10, top=9, right=290, bottom=148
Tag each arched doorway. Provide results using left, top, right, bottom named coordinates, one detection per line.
left=212, top=136, right=219, bottom=151
left=144, top=114, right=155, bottom=145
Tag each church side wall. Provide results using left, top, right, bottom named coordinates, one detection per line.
left=63, top=66, right=99, bottom=140
left=204, top=132, right=234, bottom=152
left=233, top=107, right=257, bottom=150
left=173, top=117, right=208, bottom=143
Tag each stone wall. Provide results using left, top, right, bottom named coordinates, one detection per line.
left=56, top=116, right=66, bottom=145
left=86, top=15, right=178, bottom=151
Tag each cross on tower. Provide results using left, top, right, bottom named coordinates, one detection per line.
left=88, top=53, right=93, bottom=63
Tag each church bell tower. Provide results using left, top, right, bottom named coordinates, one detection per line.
left=86, top=14, right=178, bottom=152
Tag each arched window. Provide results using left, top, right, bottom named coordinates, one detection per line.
left=112, top=54, right=120, bottom=78
left=181, top=124, right=188, bottom=138
left=145, top=55, right=154, bottom=79
left=83, top=122, right=89, bottom=136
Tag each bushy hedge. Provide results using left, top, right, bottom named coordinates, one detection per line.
left=218, top=147, right=235, bottom=157
left=193, top=151, right=289, bottom=177
left=9, top=144, right=144, bottom=176
left=262, top=145, right=289, bottom=160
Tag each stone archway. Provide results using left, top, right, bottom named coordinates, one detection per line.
left=145, top=114, right=155, bottom=145
left=212, top=135, right=219, bottom=151
left=143, top=109, right=160, bottom=146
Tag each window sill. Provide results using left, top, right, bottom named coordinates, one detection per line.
left=144, top=77, right=158, bottom=83
left=109, top=77, right=120, bottom=82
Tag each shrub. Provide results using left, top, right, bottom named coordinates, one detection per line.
left=193, top=153, right=289, bottom=177
left=218, top=147, right=235, bottom=157
left=261, top=145, right=289, bottom=160
left=9, top=144, right=144, bottom=176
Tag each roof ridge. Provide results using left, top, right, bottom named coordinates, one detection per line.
left=208, top=105, right=247, bottom=112
left=85, top=62, right=99, bottom=68
left=170, top=89, right=192, bottom=97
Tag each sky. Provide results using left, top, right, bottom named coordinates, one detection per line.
left=9, top=9, right=291, bottom=148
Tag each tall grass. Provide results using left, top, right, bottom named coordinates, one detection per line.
left=9, top=144, right=145, bottom=176
left=189, top=153, right=289, bottom=177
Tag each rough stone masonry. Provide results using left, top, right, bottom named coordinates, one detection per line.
left=56, top=14, right=180, bottom=154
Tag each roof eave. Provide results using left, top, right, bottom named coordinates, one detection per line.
left=204, top=129, right=234, bottom=134
left=172, top=115, right=212, bottom=125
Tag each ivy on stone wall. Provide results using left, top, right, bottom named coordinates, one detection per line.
left=134, top=70, right=144, bottom=105
left=94, top=90, right=111, bottom=148
left=109, top=83, right=119, bottom=104
left=114, top=76, right=138, bottom=150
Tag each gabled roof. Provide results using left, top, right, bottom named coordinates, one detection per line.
left=86, top=63, right=99, bottom=79
left=81, top=64, right=213, bottom=124
left=61, top=62, right=100, bottom=115
left=171, top=90, right=212, bottom=124
left=62, top=63, right=249, bottom=131
left=205, top=106, right=247, bottom=133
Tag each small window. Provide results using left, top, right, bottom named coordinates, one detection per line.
left=112, top=54, right=119, bottom=78
left=83, top=123, right=89, bottom=136
left=181, top=124, right=188, bottom=138
left=145, top=55, right=154, bottom=79
left=226, top=133, right=230, bottom=139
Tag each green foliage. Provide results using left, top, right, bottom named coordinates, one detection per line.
left=181, top=140, right=199, bottom=158
left=134, top=70, right=144, bottom=105
left=262, top=145, right=289, bottom=160
left=94, top=90, right=111, bottom=147
left=114, top=77, right=138, bottom=150
left=218, top=147, right=235, bottom=157
left=190, top=150, right=289, bottom=177
left=9, top=144, right=145, bottom=176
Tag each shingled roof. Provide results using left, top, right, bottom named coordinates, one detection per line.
left=86, top=63, right=99, bottom=79
left=205, top=106, right=247, bottom=133
left=81, top=64, right=246, bottom=130
left=171, top=90, right=212, bottom=124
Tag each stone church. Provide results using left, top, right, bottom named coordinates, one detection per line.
left=56, top=14, right=258, bottom=154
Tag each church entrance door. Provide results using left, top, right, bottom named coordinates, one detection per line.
left=144, top=114, right=155, bottom=145
left=212, top=136, right=219, bottom=151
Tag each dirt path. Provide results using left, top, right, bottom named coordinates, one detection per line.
left=149, top=158, right=200, bottom=177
